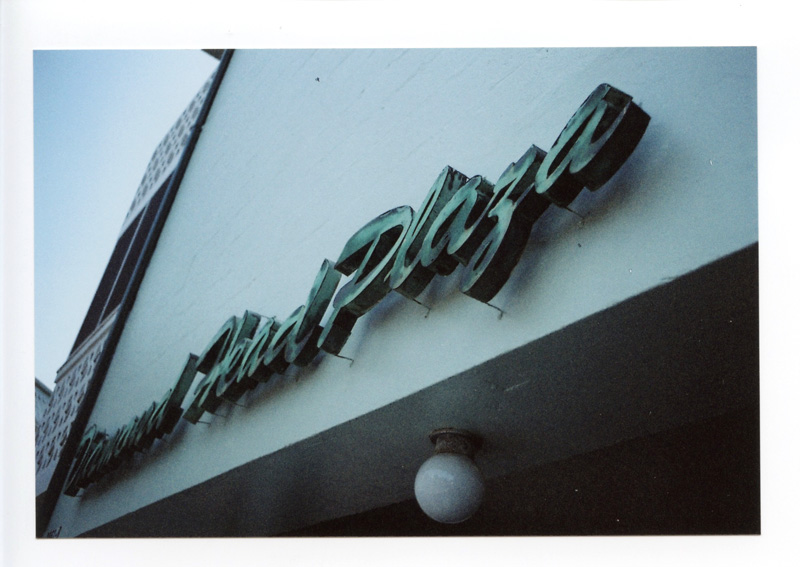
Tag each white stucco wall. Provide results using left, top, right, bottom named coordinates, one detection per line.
left=47, top=47, right=757, bottom=536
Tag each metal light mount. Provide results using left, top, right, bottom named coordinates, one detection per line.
left=429, top=428, right=482, bottom=458
left=414, top=428, right=485, bottom=524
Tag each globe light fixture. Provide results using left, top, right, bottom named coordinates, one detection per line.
left=414, top=428, right=484, bottom=524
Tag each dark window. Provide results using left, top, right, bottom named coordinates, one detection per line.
left=70, top=175, right=171, bottom=352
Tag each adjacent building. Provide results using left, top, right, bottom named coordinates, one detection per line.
left=35, top=70, right=217, bottom=501
left=34, top=379, right=52, bottom=440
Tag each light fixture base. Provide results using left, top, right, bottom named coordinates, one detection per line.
left=429, top=428, right=482, bottom=459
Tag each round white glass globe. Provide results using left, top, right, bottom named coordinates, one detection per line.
left=414, top=452, right=485, bottom=523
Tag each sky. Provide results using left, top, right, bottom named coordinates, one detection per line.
left=33, top=50, right=219, bottom=388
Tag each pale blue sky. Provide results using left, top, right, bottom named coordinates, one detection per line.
left=34, top=50, right=219, bottom=388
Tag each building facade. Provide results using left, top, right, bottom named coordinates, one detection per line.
left=39, top=47, right=759, bottom=537
left=34, top=379, right=52, bottom=440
